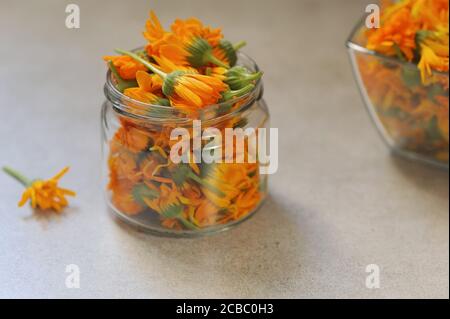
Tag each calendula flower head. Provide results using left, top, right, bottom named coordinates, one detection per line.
left=3, top=166, right=76, bottom=212
left=212, top=40, right=246, bottom=67
left=123, top=70, right=170, bottom=106
left=163, top=71, right=227, bottom=108
left=143, top=11, right=242, bottom=69
left=154, top=35, right=230, bottom=68
left=124, top=88, right=169, bottom=105
left=115, top=49, right=227, bottom=110
left=171, top=16, right=223, bottom=46
left=366, top=7, right=418, bottom=61
left=103, top=55, right=147, bottom=80
left=223, top=66, right=263, bottom=90
left=366, top=0, right=449, bottom=84
left=418, top=44, right=449, bottom=83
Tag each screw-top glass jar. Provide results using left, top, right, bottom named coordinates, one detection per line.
left=101, top=52, right=269, bottom=236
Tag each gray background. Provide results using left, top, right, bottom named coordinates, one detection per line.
left=0, top=0, right=448, bottom=298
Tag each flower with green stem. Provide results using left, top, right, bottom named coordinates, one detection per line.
left=212, top=40, right=247, bottom=67
left=224, top=66, right=263, bottom=90
left=108, top=61, right=138, bottom=92
left=116, top=49, right=227, bottom=109
left=2, top=166, right=76, bottom=212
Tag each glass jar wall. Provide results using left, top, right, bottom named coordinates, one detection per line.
left=101, top=53, right=269, bottom=236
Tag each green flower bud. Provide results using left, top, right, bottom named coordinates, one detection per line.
left=224, top=66, right=262, bottom=90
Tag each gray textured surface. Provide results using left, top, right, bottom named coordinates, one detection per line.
left=0, top=0, right=448, bottom=298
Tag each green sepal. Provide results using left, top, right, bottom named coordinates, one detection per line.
left=225, top=66, right=262, bottom=90
left=392, top=43, right=407, bottom=62
left=132, top=183, right=159, bottom=206
left=401, top=66, right=421, bottom=88
left=187, top=38, right=213, bottom=67
left=172, top=164, right=225, bottom=197
left=382, top=107, right=409, bottom=121
left=216, top=103, right=233, bottom=115
left=162, top=70, right=185, bottom=97
left=161, top=204, right=199, bottom=230
left=187, top=37, right=229, bottom=68
left=426, top=115, right=443, bottom=141
left=220, top=84, right=255, bottom=102
left=155, top=97, right=171, bottom=106
left=427, top=83, right=448, bottom=103
left=415, top=30, right=433, bottom=45
left=218, top=39, right=238, bottom=66
left=161, top=204, right=184, bottom=218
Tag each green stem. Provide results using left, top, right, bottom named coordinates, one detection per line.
left=115, top=48, right=167, bottom=79
left=2, top=166, right=32, bottom=187
left=234, top=84, right=255, bottom=96
left=222, top=84, right=255, bottom=101
left=233, top=41, right=247, bottom=51
left=187, top=172, right=226, bottom=197
left=245, top=71, right=263, bottom=82
left=205, top=52, right=230, bottom=68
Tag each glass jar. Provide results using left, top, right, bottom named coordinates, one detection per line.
left=347, top=19, right=449, bottom=169
left=101, top=52, right=269, bottom=237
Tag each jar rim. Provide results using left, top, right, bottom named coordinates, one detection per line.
left=104, top=50, right=263, bottom=123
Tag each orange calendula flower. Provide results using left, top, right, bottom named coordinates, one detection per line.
left=143, top=10, right=167, bottom=44
left=143, top=11, right=231, bottom=68
left=366, top=7, right=418, bottom=61
left=418, top=44, right=449, bottom=83
left=103, top=55, right=147, bottom=80
left=165, top=72, right=227, bottom=109
left=111, top=180, right=144, bottom=216
left=171, top=17, right=223, bottom=46
left=115, top=49, right=227, bottom=111
left=366, top=0, right=449, bottom=80
left=122, top=71, right=170, bottom=109
left=3, top=166, right=76, bottom=212
left=136, top=70, right=163, bottom=93
left=112, top=123, right=153, bottom=153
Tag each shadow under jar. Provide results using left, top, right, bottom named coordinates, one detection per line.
left=101, top=52, right=269, bottom=237
left=347, top=19, right=449, bottom=169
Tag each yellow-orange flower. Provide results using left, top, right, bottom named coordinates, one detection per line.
left=122, top=71, right=171, bottom=107
left=3, top=166, right=76, bottom=213
left=202, top=163, right=256, bottom=208
left=418, top=44, right=449, bottom=83
left=115, top=49, right=228, bottom=111
left=143, top=11, right=227, bottom=68
left=207, top=66, right=227, bottom=80
left=171, top=17, right=223, bottom=46
left=143, top=10, right=167, bottom=44
left=143, top=183, right=180, bottom=214
left=111, top=180, right=144, bottom=215
left=366, top=7, right=418, bottom=61
left=167, top=72, right=228, bottom=111
left=103, top=55, right=147, bottom=80
left=366, top=0, right=449, bottom=84
left=112, top=123, right=153, bottom=153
